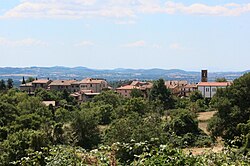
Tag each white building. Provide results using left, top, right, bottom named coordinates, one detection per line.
left=197, top=82, right=231, bottom=98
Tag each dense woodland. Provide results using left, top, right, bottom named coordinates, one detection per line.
left=0, top=74, right=250, bottom=165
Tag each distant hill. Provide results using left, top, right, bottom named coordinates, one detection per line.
left=0, top=66, right=247, bottom=84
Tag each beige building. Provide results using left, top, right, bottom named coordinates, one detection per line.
left=116, top=81, right=153, bottom=98
left=20, top=82, right=34, bottom=93
left=183, top=84, right=198, bottom=97
left=79, top=78, right=108, bottom=93
left=32, top=79, right=52, bottom=90
left=20, top=79, right=52, bottom=93
left=49, top=80, right=79, bottom=92
left=70, top=90, right=100, bottom=102
left=165, top=80, right=188, bottom=96
left=116, top=85, right=139, bottom=98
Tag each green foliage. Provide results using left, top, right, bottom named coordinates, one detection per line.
left=1, top=74, right=250, bottom=164
left=130, top=88, right=144, bottom=98
left=189, top=90, right=203, bottom=102
left=98, top=104, right=114, bottom=125
left=71, top=110, right=100, bottom=149
left=208, top=73, right=250, bottom=146
left=125, top=97, right=148, bottom=115
left=26, top=77, right=35, bottom=83
left=0, top=79, right=6, bottom=90
left=104, top=112, right=166, bottom=145
left=0, top=129, right=49, bottom=165
left=175, top=97, right=190, bottom=109
left=165, top=109, right=199, bottom=136
left=164, top=109, right=212, bottom=147
left=133, top=144, right=250, bottom=165
left=0, top=102, right=18, bottom=126
left=215, top=77, right=227, bottom=82
left=7, top=78, right=13, bottom=89
left=149, top=78, right=174, bottom=109
left=93, top=91, right=122, bottom=108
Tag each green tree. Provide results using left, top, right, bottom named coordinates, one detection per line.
left=208, top=73, right=250, bottom=145
left=0, top=79, right=6, bottom=90
left=22, top=76, right=26, bottom=84
left=104, top=112, right=166, bottom=145
left=130, top=88, right=144, bottom=98
left=215, top=77, right=227, bottom=82
left=189, top=90, right=203, bottom=102
left=149, top=79, right=173, bottom=109
left=93, top=91, right=122, bottom=108
left=125, top=97, right=148, bottom=115
left=0, top=102, right=18, bottom=127
left=26, top=77, right=35, bottom=83
left=165, top=109, right=200, bottom=136
left=7, top=79, right=13, bottom=89
left=0, top=129, right=49, bottom=165
left=71, top=110, right=100, bottom=149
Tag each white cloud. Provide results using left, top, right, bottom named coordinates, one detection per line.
left=1, top=1, right=250, bottom=19
left=164, top=2, right=250, bottom=16
left=123, top=40, right=146, bottom=47
left=75, top=41, right=94, bottom=47
left=0, top=37, right=48, bottom=47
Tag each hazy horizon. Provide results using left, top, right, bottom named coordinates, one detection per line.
left=0, top=65, right=248, bottom=73
left=1, top=0, right=250, bottom=71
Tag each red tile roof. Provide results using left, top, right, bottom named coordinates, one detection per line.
left=185, top=84, right=197, bottom=88
left=32, top=79, right=50, bottom=84
left=197, top=82, right=232, bottom=87
left=49, top=80, right=76, bottom=86
left=116, top=85, right=139, bottom=90
left=80, top=78, right=106, bottom=84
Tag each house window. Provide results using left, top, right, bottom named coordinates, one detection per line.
left=206, top=88, right=210, bottom=92
left=90, top=84, right=93, bottom=87
left=212, top=88, right=217, bottom=92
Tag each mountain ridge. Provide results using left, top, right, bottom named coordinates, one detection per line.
left=0, top=66, right=248, bottom=83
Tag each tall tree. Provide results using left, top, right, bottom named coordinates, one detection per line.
left=208, top=73, right=250, bottom=145
left=0, top=79, right=6, bottom=90
left=149, top=79, right=173, bottom=109
left=7, top=78, right=13, bottom=89
left=22, top=76, right=26, bottom=84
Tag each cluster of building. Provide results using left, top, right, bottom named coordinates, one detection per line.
left=20, top=70, right=232, bottom=102
left=20, top=78, right=108, bottom=102
left=115, top=70, right=231, bottom=99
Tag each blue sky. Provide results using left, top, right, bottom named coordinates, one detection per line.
left=0, top=0, right=250, bottom=71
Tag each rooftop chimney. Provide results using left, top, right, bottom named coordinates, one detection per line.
left=201, top=70, right=208, bottom=82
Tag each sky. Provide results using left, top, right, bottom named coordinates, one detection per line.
left=0, top=0, right=250, bottom=71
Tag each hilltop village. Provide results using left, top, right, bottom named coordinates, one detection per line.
left=0, top=69, right=249, bottom=165
left=20, top=70, right=231, bottom=103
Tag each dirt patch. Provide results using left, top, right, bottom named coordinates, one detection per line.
left=184, top=145, right=223, bottom=155
left=197, top=111, right=217, bottom=122
left=199, top=122, right=209, bottom=135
